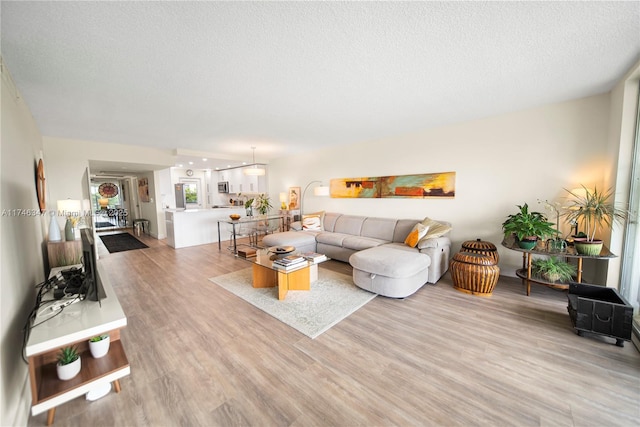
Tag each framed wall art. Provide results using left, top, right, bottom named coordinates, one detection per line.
left=138, top=177, right=150, bottom=203
left=288, top=187, right=300, bottom=210
left=330, top=171, right=455, bottom=199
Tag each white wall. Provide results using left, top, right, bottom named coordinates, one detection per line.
left=42, top=137, right=175, bottom=237
left=1, top=63, right=46, bottom=427
left=268, top=94, right=613, bottom=281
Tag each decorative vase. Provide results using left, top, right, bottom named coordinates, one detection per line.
left=246, top=207, right=253, bottom=217
left=89, top=335, right=110, bottom=358
left=56, top=357, right=81, bottom=381
left=574, top=240, right=603, bottom=256
left=64, top=218, right=75, bottom=241
left=49, top=213, right=61, bottom=242
left=546, top=238, right=567, bottom=253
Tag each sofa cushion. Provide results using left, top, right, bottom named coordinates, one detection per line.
left=349, top=246, right=431, bottom=278
left=342, top=235, right=388, bottom=251
left=404, top=223, right=428, bottom=247
left=322, top=213, right=342, bottom=232
left=419, top=218, right=452, bottom=241
left=360, top=217, right=397, bottom=241
left=333, top=215, right=367, bottom=235
left=315, top=231, right=351, bottom=247
left=393, top=219, right=421, bottom=243
left=302, top=211, right=325, bottom=230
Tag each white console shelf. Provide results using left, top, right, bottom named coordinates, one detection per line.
left=25, top=262, right=130, bottom=425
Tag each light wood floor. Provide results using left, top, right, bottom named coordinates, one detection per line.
left=29, top=232, right=640, bottom=426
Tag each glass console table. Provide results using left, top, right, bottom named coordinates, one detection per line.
left=501, top=238, right=617, bottom=296
left=217, top=215, right=286, bottom=255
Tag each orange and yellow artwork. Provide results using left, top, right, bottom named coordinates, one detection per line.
left=330, top=172, right=455, bottom=199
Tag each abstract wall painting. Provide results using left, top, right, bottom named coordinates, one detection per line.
left=330, top=172, right=455, bottom=199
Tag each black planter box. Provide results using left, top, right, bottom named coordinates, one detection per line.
left=567, top=283, right=633, bottom=347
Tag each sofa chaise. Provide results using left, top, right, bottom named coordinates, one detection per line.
left=261, top=212, right=452, bottom=297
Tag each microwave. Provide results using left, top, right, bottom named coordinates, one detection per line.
left=217, top=181, right=229, bottom=193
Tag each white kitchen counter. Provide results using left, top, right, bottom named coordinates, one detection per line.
left=165, top=208, right=245, bottom=248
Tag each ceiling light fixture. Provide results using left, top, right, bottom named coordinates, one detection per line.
left=244, top=146, right=266, bottom=176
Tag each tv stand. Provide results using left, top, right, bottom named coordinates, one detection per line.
left=25, top=263, right=130, bottom=425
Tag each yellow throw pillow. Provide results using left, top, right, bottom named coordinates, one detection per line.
left=404, top=223, right=428, bottom=247
left=302, top=211, right=325, bottom=231
left=419, top=217, right=452, bottom=241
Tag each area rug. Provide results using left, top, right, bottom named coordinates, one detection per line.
left=209, top=268, right=376, bottom=338
left=95, top=221, right=115, bottom=228
left=99, top=233, right=149, bottom=253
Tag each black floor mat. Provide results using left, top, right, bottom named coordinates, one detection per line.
left=99, top=233, right=149, bottom=253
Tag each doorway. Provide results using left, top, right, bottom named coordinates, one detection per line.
left=90, top=178, right=133, bottom=231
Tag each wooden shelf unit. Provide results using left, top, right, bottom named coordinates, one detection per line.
left=502, top=239, right=616, bottom=295
left=26, top=264, right=129, bottom=425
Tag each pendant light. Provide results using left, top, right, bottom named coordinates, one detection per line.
left=244, top=147, right=265, bottom=176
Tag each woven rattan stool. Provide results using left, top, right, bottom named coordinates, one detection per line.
left=450, top=251, right=500, bottom=297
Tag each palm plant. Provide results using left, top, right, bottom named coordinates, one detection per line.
left=562, top=186, right=628, bottom=242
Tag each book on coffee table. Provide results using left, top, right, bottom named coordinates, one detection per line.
left=299, top=252, right=328, bottom=263
left=275, top=255, right=306, bottom=265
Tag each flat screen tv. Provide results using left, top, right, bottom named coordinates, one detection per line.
left=81, top=228, right=106, bottom=303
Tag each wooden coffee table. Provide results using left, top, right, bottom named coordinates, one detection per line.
left=251, top=249, right=322, bottom=300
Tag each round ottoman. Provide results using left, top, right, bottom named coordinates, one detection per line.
left=450, top=251, right=500, bottom=297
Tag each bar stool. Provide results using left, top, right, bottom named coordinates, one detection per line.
left=133, top=219, right=149, bottom=236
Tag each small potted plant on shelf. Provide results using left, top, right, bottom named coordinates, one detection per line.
left=502, top=203, right=559, bottom=249
left=56, top=346, right=81, bottom=381
left=88, top=334, right=110, bottom=358
left=531, top=257, right=577, bottom=283
left=562, top=186, right=628, bottom=255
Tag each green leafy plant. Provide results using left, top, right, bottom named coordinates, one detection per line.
left=254, top=194, right=272, bottom=215
left=531, top=257, right=576, bottom=283
left=89, top=334, right=108, bottom=343
left=563, top=186, right=628, bottom=242
left=57, top=346, right=79, bottom=366
left=244, top=198, right=254, bottom=209
left=502, top=203, right=559, bottom=241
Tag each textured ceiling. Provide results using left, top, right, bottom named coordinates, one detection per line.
left=2, top=1, right=639, bottom=169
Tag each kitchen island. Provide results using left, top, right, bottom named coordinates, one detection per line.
left=165, top=208, right=245, bottom=248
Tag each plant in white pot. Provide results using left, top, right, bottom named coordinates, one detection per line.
left=88, top=334, right=110, bottom=358
left=56, top=346, right=81, bottom=381
left=563, top=186, right=628, bottom=255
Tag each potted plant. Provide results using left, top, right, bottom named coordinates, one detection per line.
left=254, top=194, right=272, bottom=216
left=56, top=346, right=81, bottom=381
left=563, top=186, right=628, bottom=255
left=502, top=203, right=559, bottom=249
left=531, top=257, right=577, bottom=283
left=244, top=198, right=254, bottom=217
left=88, top=334, right=110, bottom=358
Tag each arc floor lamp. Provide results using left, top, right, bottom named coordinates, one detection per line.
left=300, top=180, right=330, bottom=215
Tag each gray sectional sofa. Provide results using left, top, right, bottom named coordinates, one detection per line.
left=261, top=212, right=451, bottom=297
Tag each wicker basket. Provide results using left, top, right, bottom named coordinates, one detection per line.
left=461, top=239, right=499, bottom=263
left=450, top=252, right=500, bottom=297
